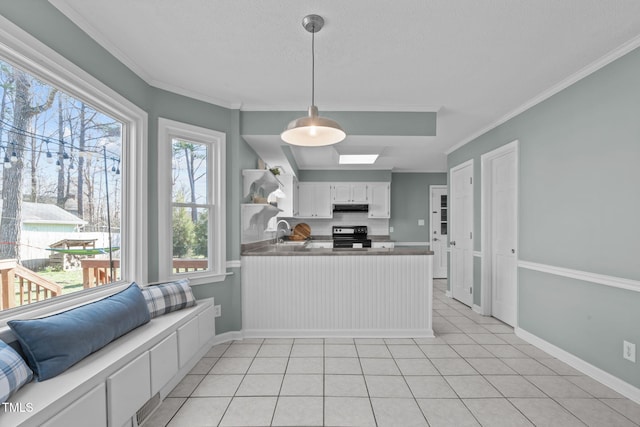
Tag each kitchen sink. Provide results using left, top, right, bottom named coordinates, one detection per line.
left=276, top=240, right=307, bottom=246
left=305, top=241, right=333, bottom=249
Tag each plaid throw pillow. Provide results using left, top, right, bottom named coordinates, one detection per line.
left=141, top=279, right=196, bottom=318
left=1, top=340, right=33, bottom=403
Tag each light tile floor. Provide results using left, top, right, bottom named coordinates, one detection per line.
left=144, top=280, right=640, bottom=426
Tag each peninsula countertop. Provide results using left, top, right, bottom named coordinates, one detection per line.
left=241, top=243, right=433, bottom=256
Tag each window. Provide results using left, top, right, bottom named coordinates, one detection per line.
left=158, top=118, right=225, bottom=284
left=0, top=19, right=147, bottom=320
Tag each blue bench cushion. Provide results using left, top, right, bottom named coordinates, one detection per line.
left=0, top=340, right=33, bottom=403
left=141, top=278, right=196, bottom=318
left=8, top=283, right=150, bottom=381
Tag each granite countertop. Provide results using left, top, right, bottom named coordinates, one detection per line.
left=242, top=243, right=432, bottom=256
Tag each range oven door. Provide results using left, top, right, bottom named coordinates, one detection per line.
left=333, top=239, right=372, bottom=248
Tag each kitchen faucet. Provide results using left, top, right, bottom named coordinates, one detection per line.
left=275, top=219, right=291, bottom=243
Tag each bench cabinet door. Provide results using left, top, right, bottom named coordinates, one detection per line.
left=42, top=383, right=107, bottom=427
left=150, top=332, right=179, bottom=396
left=199, top=305, right=216, bottom=346
left=107, top=352, right=151, bottom=427
left=178, top=316, right=200, bottom=368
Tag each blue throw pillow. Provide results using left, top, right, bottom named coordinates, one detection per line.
left=0, top=340, right=33, bottom=403
left=8, top=283, right=150, bottom=381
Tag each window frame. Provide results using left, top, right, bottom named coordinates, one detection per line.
left=157, top=118, right=226, bottom=285
left=0, top=15, right=148, bottom=324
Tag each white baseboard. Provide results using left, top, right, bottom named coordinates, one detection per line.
left=516, top=327, right=640, bottom=404
left=211, top=330, right=243, bottom=345
left=445, top=290, right=452, bottom=298
left=242, top=329, right=435, bottom=339
left=472, top=304, right=483, bottom=315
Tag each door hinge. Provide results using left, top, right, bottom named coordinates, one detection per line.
left=470, top=177, right=473, bottom=184
left=469, top=232, right=472, bottom=239
left=469, top=286, right=473, bottom=294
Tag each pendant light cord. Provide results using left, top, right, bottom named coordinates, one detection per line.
left=311, top=26, right=315, bottom=107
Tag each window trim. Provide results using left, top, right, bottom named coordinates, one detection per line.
left=157, top=118, right=226, bottom=285
left=0, top=15, right=148, bottom=324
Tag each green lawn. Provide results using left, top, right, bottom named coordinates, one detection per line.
left=35, top=269, right=84, bottom=295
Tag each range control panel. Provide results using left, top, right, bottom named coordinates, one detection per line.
left=332, top=226, right=368, bottom=235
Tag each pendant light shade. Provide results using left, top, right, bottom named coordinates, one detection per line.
left=281, top=15, right=346, bottom=147
left=281, top=106, right=346, bottom=146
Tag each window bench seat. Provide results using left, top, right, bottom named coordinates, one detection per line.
left=1, top=298, right=216, bottom=427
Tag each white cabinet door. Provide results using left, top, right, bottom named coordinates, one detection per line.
left=332, top=183, right=368, bottom=203
left=107, top=352, right=151, bottom=427
left=276, top=174, right=298, bottom=217
left=150, top=333, right=178, bottom=396
left=351, top=184, right=368, bottom=203
left=297, top=183, right=332, bottom=218
left=297, top=183, right=315, bottom=217
left=368, top=183, right=390, bottom=218
left=332, top=184, right=352, bottom=203
left=199, top=305, right=216, bottom=345
left=178, top=317, right=200, bottom=368
left=43, top=384, right=107, bottom=427
left=371, top=241, right=394, bottom=249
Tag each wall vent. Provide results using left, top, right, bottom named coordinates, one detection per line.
left=136, top=392, right=161, bottom=425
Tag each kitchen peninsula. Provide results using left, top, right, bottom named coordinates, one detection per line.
left=241, top=243, right=434, bottom=338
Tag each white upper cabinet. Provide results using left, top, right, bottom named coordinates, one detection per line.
left=368, top=183, right=391, bottom=218
left=332, top=183, right=368, bottom=203
left=276, top=174, right=299, bottom=217
left=297, top=183, right=332, bottom=218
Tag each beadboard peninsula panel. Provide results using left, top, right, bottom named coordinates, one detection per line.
left=242, top=255, right=433, bottom=337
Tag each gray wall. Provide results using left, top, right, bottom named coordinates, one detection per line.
left=448, top=46, right=640, bottom=388
left=390, top=173, right=447, bottom=242
left=0, top=0, right=259, bottom=334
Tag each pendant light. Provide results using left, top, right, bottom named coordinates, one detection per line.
left=281, top=14, right=346, bottom=147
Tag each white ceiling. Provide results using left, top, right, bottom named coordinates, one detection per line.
left=50, top=0, right=640, bottom=172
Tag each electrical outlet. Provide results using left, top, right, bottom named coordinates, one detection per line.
left=623, top=340, right=636, bottom=362
left=389, top=226, right=394, bottom=233
left=214, top=305, right=222, bottom=318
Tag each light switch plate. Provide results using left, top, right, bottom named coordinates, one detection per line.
left=418, top=219, right=425, bottom=226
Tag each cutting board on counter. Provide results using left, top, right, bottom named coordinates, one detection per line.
left=290, top=223, right=311, bottom=240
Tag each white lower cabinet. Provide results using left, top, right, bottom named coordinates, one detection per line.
left=178, top=316, right=200, bottom=368
left=107, top=353, right=151, bottom=427
left=42, top=384, right=107, bottom=427
left=372, top=241, right=395, bottom=249
left=199, top=305, right=216, bottom=346
left=150, top=333, right=178, bottom=396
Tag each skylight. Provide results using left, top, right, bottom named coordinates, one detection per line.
left=338, top=154, right=379, bottom=165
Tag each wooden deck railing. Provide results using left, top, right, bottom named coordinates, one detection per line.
left=0, top=258, right=208, bottom=310
left=81, top=258, right=208, bottom=288
left=0, top=259, right=63, bottom=310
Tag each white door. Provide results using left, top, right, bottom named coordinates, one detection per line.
left=490, top=149, right=517, bottom=326
left=450, top=161, right=474, bottom=307
left=430, top=186, right=448, bottom=278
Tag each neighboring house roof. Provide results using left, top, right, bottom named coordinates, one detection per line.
left=0, top=201, right=87, bottom=226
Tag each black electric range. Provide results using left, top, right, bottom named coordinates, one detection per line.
left=332, top=225, right=372, bottom=248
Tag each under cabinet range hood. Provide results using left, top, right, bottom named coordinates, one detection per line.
left=333, top=204, right=369, bottom=213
